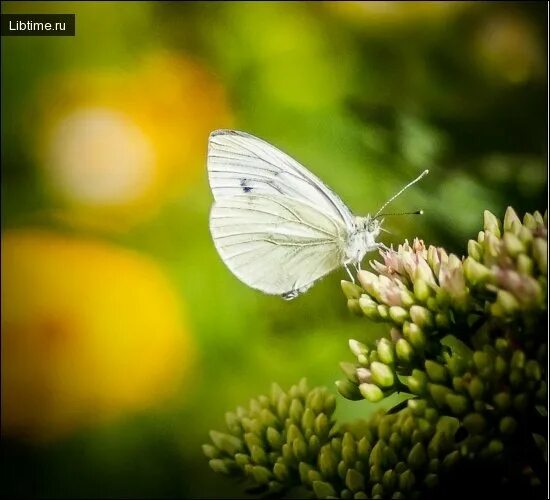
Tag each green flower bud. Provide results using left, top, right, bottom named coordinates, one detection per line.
left=429, top=383, right=452, bottom=408
left=393, top=461, right=407, bottom=474
left=354, top=437, right=371, bottom=463
left=533, top=238, right=547, bottom=275
left=406, top=369, right=428, bottom=395
left=492, top=290, right=520, bottom=316
left=370, top=465, right=384, bottom=483
left=403, top=322, right=427, bottom=351
left=463, top=413, right=486, bottom=434
left=435, top=312, right=451, bottom=329
left=342, top=432, right=357, bottom=466
left=511, top=350, right=526, bottom=370
left=517, top=254, right=534, bottom=275
left=277, top=394, right=290, bottom=420
left=389, top=306, right=409, bottom=325
left=251, top=465, right=272, bottom=485
left=346, top=469, right=365, bottom=493
left=407, top=398, right=427, bottom=416
left=209, top=431, right=243, bottom=455
left=324, top=394, right=336, bottom=415
left=359, top=296, right=380, bottom=320
left=357, top=354, right=369, bottom=366
left=503, top=206, right=521, bottom=231
left=371, top=483, right=385, bottom=498
left=359, top=382, right=385, bottom=402
left=424, top=473, right=439, bottom=489
left=398, top=470, right=416, bottom=493
left=409, top=305, right=434, bottom=329
left=400, top=289, right=416, bottom=307
left=358, top=270, right=379, bottom=296
left=484, top=210, right=501, bottom=237
left=370, top=361, right=395, bottom=388
left=427, top=458, right=439, bottom=473
left=340, top=487, right=353, bottom=498
left=349, top=339, right=369, bottom=357
left=445, top=393, right=469, bottom=416
left=515, top=392, right=529, bottom=410
left=382, top=469, right=397, bottom=491
left=468, top=377, right=484, bottom=400
left=251, top=445, right=268, bottom=465
left=209, top=458, right=234, bottom=474
left=289, top=399, right=304, bottom=423
left=389, top=432, right=402, bottom=450
left=293, top=437, right=308, bottom=461
left=307, top=469, right=323, bottom=485
left=523, top=212, right=537, bottom=229
left=396, top=338, right=414, bottom=363
left=245, top=433, right=263, bottom=452
left=463, top=257, right=492, bottom=285
left=301, top=408, right=316, bottom=433
left=336, top=460, right=351, bottom=480
left=425, top=408, right=439, bottom=423
left=413, top=278, right=432, bottom=303
left=286, top=424, right=303, bottom=444
left=313, top=481, right=337, bottom=498
left=408, top=442, right=427, bottom=470
left=377, top=304, right=389, bottom=320
left=319, top=447, right=338, bottom=479
left=281, top=443, right=294, bottom=464
left=342, top=280, right=363, bottom=300
left=298, top=462, right=314, bottom=486
left=473, top=351, right=494, bottom=379
left=425, top=360, right=447, bottom=383
left=340, top=362, right=359, bottom=383
left=336, top=379, right=363, bottom=401
left=264, top=427, right=282, bottom=450
left=348, top=299, right=362, bottom=315
left=467, top=240, right=483, bottom=261
left=442, top=450, right=460, bottom=469
left=202, top=444, right=221, bottom=459
left=503, top=232, right=524, bottom=257
left=487, top=439, right=504, bottom=455
left=492, top=392, right=511, bottom=412
left=314, top=413, right=330, bottom=440
left=377, top=338, right=395, bottom=364
left=235, top=453, right=251, bottom=468
left=499, top=416, right=517, bottom=435
left=525, top=360, right=542, bottom=381
left=369, top=440, right=385, bottom=467
left=260, top=408, right=278, bottom=429
left=494, top=355, right=507, bottom=377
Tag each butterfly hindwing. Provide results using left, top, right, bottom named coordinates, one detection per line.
left=209, top=194, right=346, bottom=297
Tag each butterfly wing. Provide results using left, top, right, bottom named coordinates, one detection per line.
left=207, top=130, right=355, bottom=229
left=210, top=194, right=347, bottom=298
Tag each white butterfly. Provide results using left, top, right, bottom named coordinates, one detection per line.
left=207, top=130, right=428, bottom=300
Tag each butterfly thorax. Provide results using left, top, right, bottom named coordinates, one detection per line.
left=344, top=216, right=381, bottom=265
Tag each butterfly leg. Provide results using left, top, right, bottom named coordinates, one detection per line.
left=345, top=264, right=355, bottom=283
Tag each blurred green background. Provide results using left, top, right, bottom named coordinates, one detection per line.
left=1, top=1, right=546, bottom=498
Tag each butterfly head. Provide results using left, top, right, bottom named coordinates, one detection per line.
left=345, top=215, right=382, bottom=265
left=354, top=215, right=382, bottom=236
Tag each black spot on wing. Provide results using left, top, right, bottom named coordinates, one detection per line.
left=240, top=178, right=253, bottom=193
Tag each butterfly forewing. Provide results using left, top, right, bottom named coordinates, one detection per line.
left=207, top=130, right=355, bottom=228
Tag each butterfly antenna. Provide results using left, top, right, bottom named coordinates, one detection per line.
left=374, top=170, right=429, bottom=219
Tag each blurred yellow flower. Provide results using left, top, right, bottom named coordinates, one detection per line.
left=474, top=14, right=544, bottom=85
left=34, top=52, right=232, bottom=225
left=1, top=229, right=194, bottom=442
left=326, top=1, right=471, bottom=28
